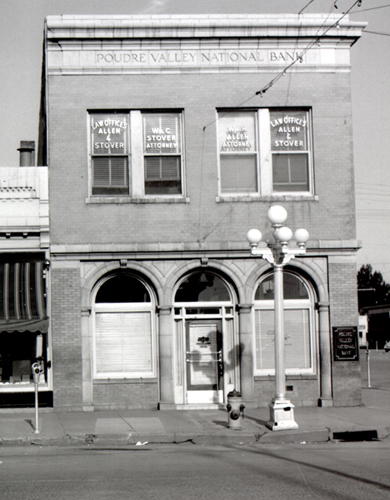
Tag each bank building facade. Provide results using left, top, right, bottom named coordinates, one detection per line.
left=31, top=14, right=366, bottom=410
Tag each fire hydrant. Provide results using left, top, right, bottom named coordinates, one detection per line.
left=226, top=390, right=245, bottom=430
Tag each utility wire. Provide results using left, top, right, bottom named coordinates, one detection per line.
left=349, top=4, right=390, bottom=13
left=298, top=0, right=317, bottom=15
left=202, top=0, right=362, bottom=130
left=255, top=0, right=361, bottom=98
left=363, top=30, right=390, bottom=37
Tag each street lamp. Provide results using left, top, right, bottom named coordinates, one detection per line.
left=247, top=205, right=309, bottom=431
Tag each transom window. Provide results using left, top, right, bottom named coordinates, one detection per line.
left=93, top=274, right=156, bottom=378
left=175, top=272, right=231, bottom=302
left=254, top=271, right=316, bottom=375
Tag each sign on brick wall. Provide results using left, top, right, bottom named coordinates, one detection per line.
left=333, top=326, right=359, bottom=361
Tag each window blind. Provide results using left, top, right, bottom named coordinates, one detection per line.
left=220, top=155, right=257, bottom=193
left=255, top=308, right=311, bottom=371
left=95, top=311, right=152, bottom=375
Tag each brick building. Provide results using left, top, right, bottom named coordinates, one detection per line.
left=39, top=14, right=365, bottom=410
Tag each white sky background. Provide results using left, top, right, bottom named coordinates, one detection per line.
left=0, top=0, right=389, bottom=279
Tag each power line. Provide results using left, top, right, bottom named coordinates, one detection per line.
left=349, top=4, right=390, bottom=13
left=254, top=0, right=361, bottom=98
left=298, top=0, right=317, bottom=15
left=363, top=30, right=390, bottom=37
left=202, top=0, right=362, bottom=130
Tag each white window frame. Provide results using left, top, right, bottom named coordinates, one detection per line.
left=88, top=112, right=130, bottom=197
left=92, top=300, right=157, bottom=380
left=87, top=110, right=186, bottom=202
left=217, top=108, right=314, bottom=199
left=216, top=110, right=260, bottom=196
left=253, top=272, right=317, bottom=376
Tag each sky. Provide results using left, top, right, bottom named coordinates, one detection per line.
left=0, top=0, right=389, bottom=279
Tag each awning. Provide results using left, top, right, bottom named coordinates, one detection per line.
left=0, top=255, right=48, bottom=333
left=0, top=318, right=49, bottom=333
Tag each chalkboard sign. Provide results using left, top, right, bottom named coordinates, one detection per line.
left=333, top=326, right=359, bottom=361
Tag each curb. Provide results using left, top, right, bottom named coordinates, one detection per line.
left=0, top=428, right=333, bottom=447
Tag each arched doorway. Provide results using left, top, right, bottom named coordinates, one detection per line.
left=92, top=273, right=157, bottom=379
left=173, top=270, right=238, bottom=405
left=253, top=270, right=318, bottom=378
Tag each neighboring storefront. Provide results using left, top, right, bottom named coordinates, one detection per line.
left=40, top=14, right=365, bottom=410
left=0, top=157, right=51, bottom=407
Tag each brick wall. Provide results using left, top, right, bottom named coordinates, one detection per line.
left=48, top=71, right=356, bottom=247
left=328, top=258, right=361, bottom=406
left=93, top=382, right=158, bottom=410
left=51, top=266, right=83, bottom=409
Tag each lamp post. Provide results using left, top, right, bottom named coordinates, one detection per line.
left=246, top=205, right=309, bottom=431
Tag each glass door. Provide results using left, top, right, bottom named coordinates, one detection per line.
left=185, top=320, right=223, bottom=404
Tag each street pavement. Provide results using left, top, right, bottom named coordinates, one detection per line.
left=0, top=351, right=389, bottom=447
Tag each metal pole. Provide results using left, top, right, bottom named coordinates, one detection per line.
left=366, top=349, right=371, bottom=388
left=34, top=381, right=40, bottom=434
left=273, top=264, right=286, bottom=402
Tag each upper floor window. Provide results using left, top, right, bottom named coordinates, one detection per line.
left=270, top=110, right=310, bottom=192
left=88, top=110, right=185, bottom=201
left=217, top=108, right=313, bottom=198
left=143, top=113, right=182, bottom=195
left=218, top=112, right=258, bottom=194
left=90, top=114, right=129, bottom=196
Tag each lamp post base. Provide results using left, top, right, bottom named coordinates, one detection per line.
left=266, top=398, right=299, bottom=431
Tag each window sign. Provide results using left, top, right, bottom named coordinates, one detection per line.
left=218, top=112, right=258, bottom=194
left=91, top=114, right=128, bottom=155
left=143, top=114, right=181, bottom=155
left=269, top=110, right=310, bottom=192
left=143, top=113, right=183, bottom=195
left=270, top=110, right=308, bottom=151
left=218, top=112, right=256, bottom=153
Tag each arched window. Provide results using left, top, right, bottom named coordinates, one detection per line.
left=93, top=273, right=155, bottom=378
left=254, top=271, right=316, bottom=375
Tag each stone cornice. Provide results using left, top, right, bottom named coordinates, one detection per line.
left=49, top=239, right=361, bottom=258
left=46, top=14, right=366, bottom=40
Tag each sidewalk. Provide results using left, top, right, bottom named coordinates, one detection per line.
left=0, top=387, right=389, bottom=446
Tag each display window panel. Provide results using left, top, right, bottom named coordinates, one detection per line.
left=254, top=271, right=316, bottom=375
left=93, top=273, right=156, bottom=379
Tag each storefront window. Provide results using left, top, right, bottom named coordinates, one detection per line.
left=254, top=271, right=315, bottom=375
left=0, top=255, right=49, bottom=389
left=93, top=274, right=156, bottom=378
